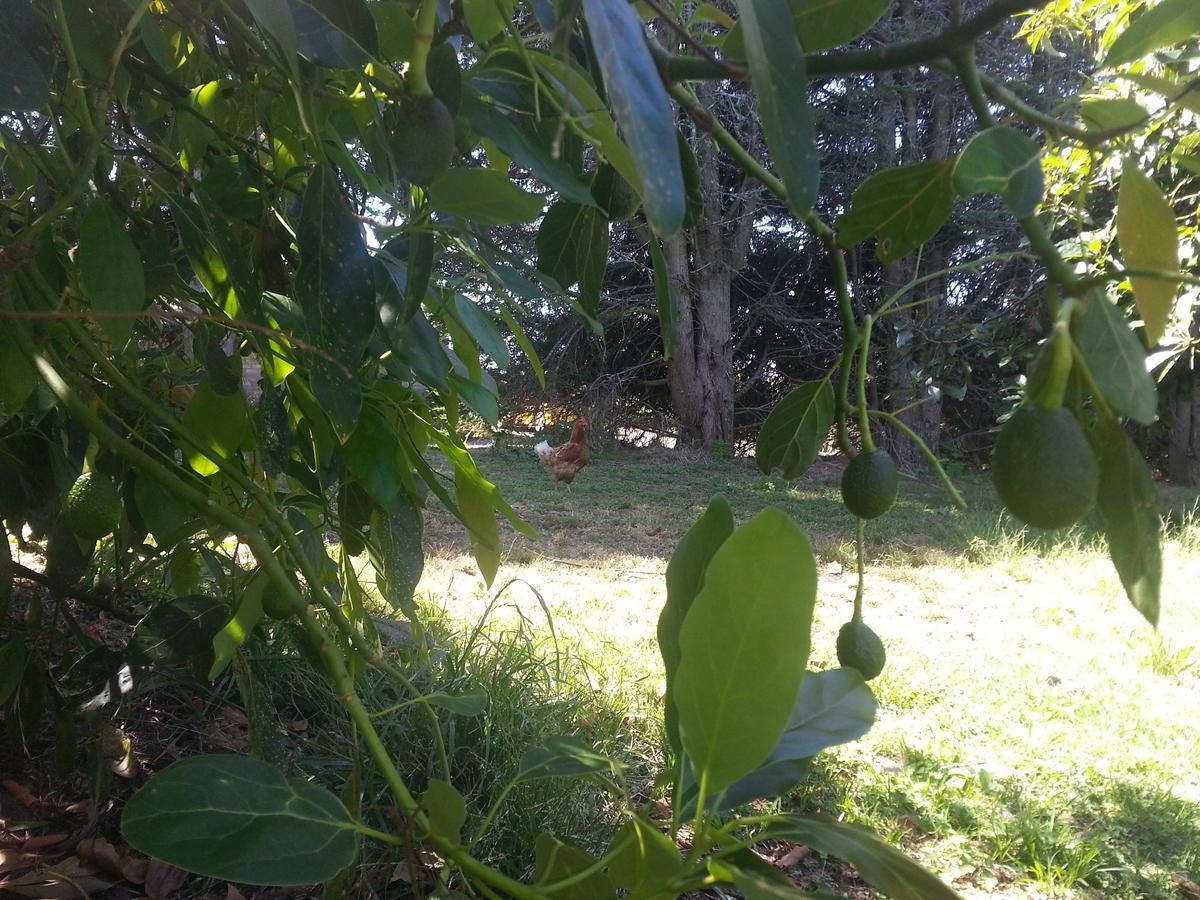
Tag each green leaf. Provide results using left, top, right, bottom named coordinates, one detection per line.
left=420, top=690, right=488, bottom=715
left=243, top=0, right=299, bottom=61
left=1116, top=161, right=1179, bottom=345
left=0, top=319, right=37, bottom=412
left=370, top=0, right=416, bottom=60
left=1121, top=72, right=1200, bottom=115
left=133, top=475, right=199, bottom=550
left=1105, top=0, right=1200, bottom=67
left=449, top=294, right=510, bottom=367
left=209, top=571, right=268, bottom=680
left=763, top=815, right=960, bottom=899
left=606, top=817, right=682, bottom=897
left=736, top=0, right=819, bottom=215
left=0, top=638, right=28, bottom=706
left=78, top=200, right=146, bottom=347
left=953, top=126, right=1043, bottom=218
left=582, top=0, right=686, bottom=236
left=756, top=381, right=835, bottom=479
left=343, top=404, right=403, bottom=509
left=723, top=860, right=820, bottom=898
left=693, top=2, right=735, bottom=29
left=836, top=161, right=956, bottom=261
left=1080, top=97, right=1147, bottom=133
left=460, top=92, right=596, bottom=207
left=179, top=379, right=254, bottom=476
left=658, top=498, right=734, bottom=759
left=370, top=493, right=424, bottom=617
left=535, top=834, right=614, bottom=899
left=791, top=0, right=891, bottom=51
left=1093, top=419, right=1161, bottom=626
left=0, top=1, right=53, bottom=110
left=463, top=0, right=511, bottom=43
left=536, top=201, right=610, bottom=316
left=518, top=736, right=619, bottom=781
left=675, top=507, right=817, bottom=798
left=428, top=168, right=546, bottom=225
left=649, top=235, right=677, bottom=358
left=455, top=467, right=500, bottom=586
left=422, top=779, right=467, bottom=843
left=128, top=595, right=231, bottom=666
left=1076, top=292, right=1157, bottom=425
left=295, top=164, right=377, bottom=436
left=121, top=755, right=358, bottom=885
left=289, top=0, right=379, bottom=67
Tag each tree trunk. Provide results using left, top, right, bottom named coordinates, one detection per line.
left=1168, top=351, right=1200, bottom=486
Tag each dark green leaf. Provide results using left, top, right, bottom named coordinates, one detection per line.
left=1116, top=160, right=1179, bottom=345
left=518, top=736, right=619, bottom=781
left=370, top=492, right=424, bottom=617
left=0, top=1, right=53, bottom=110
left=129, top=595, right=231, bottom=666
left=658, top=498, right=734, bottom=759
left=607, top=817, right=682, bottom=897
left=1105, top=0, right=1200, bottom=67
left=422, top=779, right=466, bottom=843
left=756, top=381, right=835, bottom=479
left=449, top=295, right=510, bottom=367
left=1076, top=292, right=1157, bottom=424
left=179, top=379, right=254, bottom=476
left=455, top=467, right=500, bottom=585
left=428, top=168, right=546, bottom=224
left=370, top=0, right=415, bottom=60
left=79, top=200, right=146, bottom=347
left=675, top=508, right=817, bottom=797
left=582, top=0, right=685, bottom=236
left=535, top=834, right=613, bottom=899
left=295, top=164, right=376, bottom=436
left=121, top=755, right=358, bottom=885
left=463, top=0, right=511, bottom=44
left=0, top=638, right=27, bottom=706
left=836, top=162, right=956, bottom=261
left=723, top=860, right=821, bottom=898
left=736, top=0, right=819, bottom=215
left=344, top=404, right=403, bottom=509
left=0, top=318, right=37, bottom=412
left=536, top=201, right=610, bottom=315
left=288, top=0, right=379, bottom=67
left=953, top=126, right=1043, bottom=218
left=762, top=815, right=960, bottom=899
left=243, top=0, right=299, bottom=60
left=460, top=92, right=596, bottom=206
left=1094, top=418, right=1161, bottom=626
left=790, top=0, right=891, bottom=51
left=649, top=235, right=677, bottom=358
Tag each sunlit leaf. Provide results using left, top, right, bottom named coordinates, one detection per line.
left=1116, top=160, right=1179, bottom=345
left=1105, top=0, right=1200, bottom=67
left=836, top=161, right=955, bottom=261
left=1075, top=291, right=1157, bottom=424
left=428, top=168, right=546, bottom=224
left=756, top=380, right=835, bottom=479
left=954, top=126, right=1043, bottom=217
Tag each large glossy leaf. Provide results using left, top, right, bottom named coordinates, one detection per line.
left=78, top=200, right=146, bottom=347
left=128, top=596, right=231, bottom=666
left=460, top=92, right=595, bottom=206
left=1116, top=161, right=1179, bottom=345
left=1105, top=0, right=1200, bottom=67
left=1081, top=97, right=1147, bottom=132
left=449, top=295, right=510, bottom=367
left=675, top=508, right=817, bottom=798
left=121, top=755, right=358, bottom=885
left=658, top=498, right=734, bottom=759
left=791, top=0, right=891, bottom=50
left=953, top=126, right=1043, bottom=218
left=1094, top=418, right=1161, bottom=626
left=243, top=0, right=299, bottom=60
left=836, top=161, right=956, bottom=261
left=462, top=0, right=513, bottom=46
left=370, top=492, right=424, bottom=617
left=536, top=201, right=610, bottom=316
left=756, top=380, right=835, bottom=479
left=428, top=168, right=546, bottom=224
left=535, top=834, right=614, bottom=899
left=0, top=1, right=53, bottom=110
left=208, top=571, right=268, bottom=680
left=422, top=779, right=466, bottom=843
left=736, top=0, right=819, bottom=215
left=681, top=667, right=876, bottom=814
left=606, top=817, right=682, bottom=897
left=455, top=467, right=500, bottom=586
left=1075, top=292, right=1157, bottom=424
left=295, top=164, right=376, bottom=436
left=343, top=404, right=403, bottom=509
left=582, top=0, right=685, bottom=236
left=179, top=379, right=254, bottom=476
left=288, top=0, right=379, bottom=67
left=168, top=194, right=261, bottom=321
left=763, top=815, right=961, bottom=899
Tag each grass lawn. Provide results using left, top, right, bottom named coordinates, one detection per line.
left=407, top=443, right=1200, bottom=899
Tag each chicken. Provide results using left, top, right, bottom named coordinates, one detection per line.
left=534, top=417, right=591, bottom=486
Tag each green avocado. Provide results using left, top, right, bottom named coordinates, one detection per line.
left=837, top=620, right=886, bottom=681
left=65, top=472, right=122, bottom=542
left=840, top=450, right=898, bottom=520
left=992, top=404, right=1098, bottom=530
left=390, top=94, right=456, bottom=187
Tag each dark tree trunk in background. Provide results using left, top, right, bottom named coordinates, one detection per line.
left=665, top=89, right=761, bottom=448
left=1168, top=338, right=1200, bottom=486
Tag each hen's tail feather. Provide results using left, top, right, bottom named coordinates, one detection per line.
left=534, top=441, right=552, bottom=462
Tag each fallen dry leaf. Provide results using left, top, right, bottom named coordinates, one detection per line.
left=1, top=781, right=40, bottom=807
left=1173, top=873, right=1200, bottom=900
left=774, top=844, right=812, bottom=868
left=225, top=886, right=247, bottom=900
left=77, top=835, right=149, bottom=884
left=144, top=857, right=188, bottom=899
left=21, top=833, right=69, bottom=851
left=0, top=855, right=113, bottom=897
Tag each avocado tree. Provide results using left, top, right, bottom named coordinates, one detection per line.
left=0, top=0, right=1192, bottom=895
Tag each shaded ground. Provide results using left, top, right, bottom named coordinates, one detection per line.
left=414, top=444, right=1200, bottom=899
